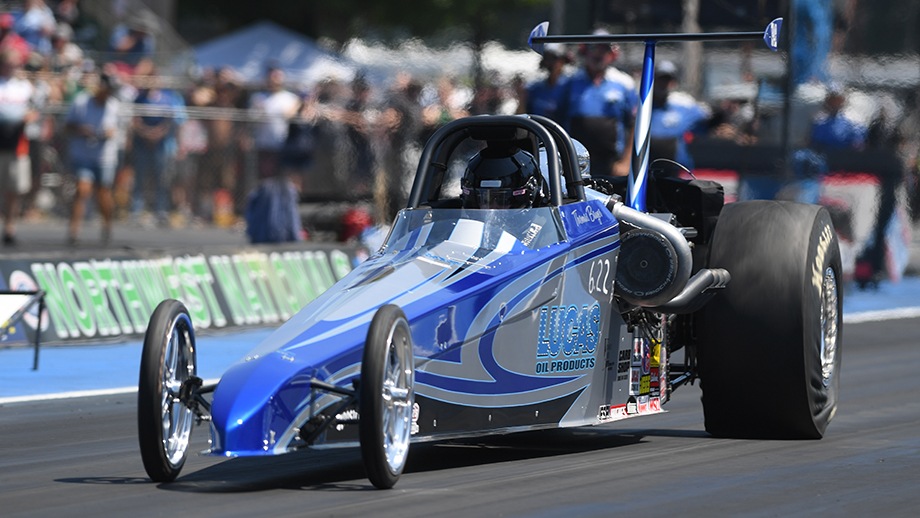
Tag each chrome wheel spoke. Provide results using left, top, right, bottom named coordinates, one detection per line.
left=380, top=324, right=413, bottom=472
left=159, top=315, right=196, bottom=467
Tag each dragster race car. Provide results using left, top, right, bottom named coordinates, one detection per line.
left=137, top=18, right=841, bottom=489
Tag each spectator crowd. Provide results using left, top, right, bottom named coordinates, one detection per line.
left=0, top=2, right=917, bottom=252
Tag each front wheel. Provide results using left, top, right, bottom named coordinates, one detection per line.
left=138, top=299, right=198, bottom=482
left=359, top=304, right=415, bottom=489
left=697, top=201, right=842, bottom=439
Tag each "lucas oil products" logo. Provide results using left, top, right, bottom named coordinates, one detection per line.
left=535, top=303, right=600, bottom=374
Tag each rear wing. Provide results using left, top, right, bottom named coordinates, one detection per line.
left=528, top=18, right=784, bottom=212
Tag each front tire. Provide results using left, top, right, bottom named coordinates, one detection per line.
left=359, top=304, right=415, bottom=489
left=697, top=201, right=842, bottom=439
left=138, top=299, right=197, bottom=482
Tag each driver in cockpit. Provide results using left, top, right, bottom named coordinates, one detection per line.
left=458, top=141, right=553, bottom=249
left=460, top=141, right=549, bottom=210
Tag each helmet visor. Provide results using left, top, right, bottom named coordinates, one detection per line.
left=462, top=186, right=531, bottom=209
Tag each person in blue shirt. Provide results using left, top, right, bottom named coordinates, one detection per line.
left=14, top=0, right=55, bottom=57
left=65, top=72, right=120, bottom=244
left=110, top=11, right=157, bottom=69
left=810, top=86, right=866, bottom=150
left=517, top=42, right=571, bottom=120
left=130, top=59, right=186, bottom=226
left=648, top=60, right=711, bottom=173
left=555, top=31, right=638, bottom=177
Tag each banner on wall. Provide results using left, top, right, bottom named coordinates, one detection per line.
left=0, top=246, right=358, bottom=346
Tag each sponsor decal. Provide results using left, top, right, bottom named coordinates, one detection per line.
left=649, top=397, right=661, bottom=412
left=630, top=370, right=640, bottom=394
left=638, top=395, right=649, bottom=414
left=521, top=222, right=543, bottom=247
left=598, top=405, right=610, bottom=420
left=534, top=303, right=600, bottom=374
left=629, top=336, right=650, bottom=395
left=812, top=224, right=833, bottom=294
left=334, top=408, right=360, bottom=432
left=641, top=345, right=651, bottom=374
left=1, top=248, right=354, bottom=343
left=412, top=402, right=420, bottom=435
left=764, top=18, right=782, bottom=52
left=335, top=408, right=359, bottom=422
left=535, top=357, right=596, bottom=374
left=599, top=404, right=629, bottom=422
left=632, top=336, right=645, bottom=366
left=616, top=348, right=630, bottom=381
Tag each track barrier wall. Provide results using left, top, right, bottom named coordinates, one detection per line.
left=0, top=243, right=359, bottom=346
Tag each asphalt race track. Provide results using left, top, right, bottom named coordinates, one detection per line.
left=1, top=317, right=918, bottom=517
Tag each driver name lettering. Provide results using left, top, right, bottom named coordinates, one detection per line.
left=535, top=303, right=600, bottom=374
left=571, top=206, right=605, bottom=226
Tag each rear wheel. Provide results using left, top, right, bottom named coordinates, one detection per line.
left=697, top=201, right=841, bottom=438
left=138, top=299, right=197, bottom=482
left=359, top=304, right=415, bottom=489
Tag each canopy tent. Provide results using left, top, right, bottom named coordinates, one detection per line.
left=193, top=21, right=355, bottom=87
left=342, top=39, right=544, bottom=84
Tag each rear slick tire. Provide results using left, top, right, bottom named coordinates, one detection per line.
left=359, top=304, right=415, bottom=489
left=697, top=201, right=842, bottom=439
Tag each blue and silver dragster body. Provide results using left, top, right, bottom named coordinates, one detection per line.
left=208, top=115, right=682, bottom=456
left=141, top=18, right=840, bottom=490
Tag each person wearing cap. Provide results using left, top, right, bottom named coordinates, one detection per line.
left=648, top=60, right=711, bottom=173
left=809, top=85, right=866, bottom=150
left=64, top=71, right=121, bottom=245
left=110, top=10, right=157, bottom=68
left=0, top=48, right=37, bottom=245
left=555, top=29, right=638, bottom=177
left=516, top=42, right=571, bottom=120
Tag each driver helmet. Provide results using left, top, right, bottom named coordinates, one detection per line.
left=461, top=144, right=545, bottom=209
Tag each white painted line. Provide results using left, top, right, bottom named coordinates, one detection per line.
left=0, top=386, right=136, bottom=405
left=0, top=378, right=220, bottom=405
left=843, top=307, right=920, bottom=324
left=6, top=305, right=920, bottom=405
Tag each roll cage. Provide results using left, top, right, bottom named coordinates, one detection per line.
left=407, top=114, right=587, bottom=209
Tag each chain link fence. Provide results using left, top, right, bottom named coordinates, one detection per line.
left=27, top=90, right=418, bottom=241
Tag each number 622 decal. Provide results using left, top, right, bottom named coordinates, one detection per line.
left=587, top=258, right=614, bottom=300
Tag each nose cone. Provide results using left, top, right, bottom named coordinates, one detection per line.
left=209, top=351, right=319, bottom=456
left=208, top=327, right=365, bottom=457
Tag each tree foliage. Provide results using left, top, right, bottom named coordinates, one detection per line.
left=178, top=0, right=553, bottom=47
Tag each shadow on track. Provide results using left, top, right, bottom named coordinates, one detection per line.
left=60, top=426, right=709, bottom=492
left=54, top=477, right=151, bottom=485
